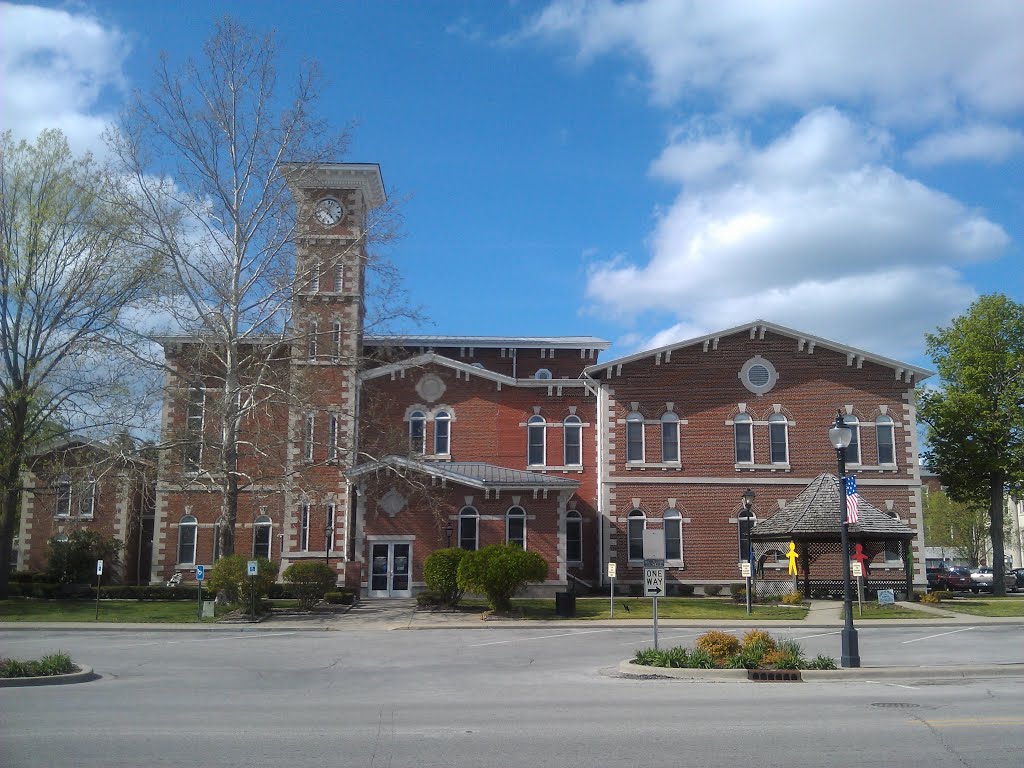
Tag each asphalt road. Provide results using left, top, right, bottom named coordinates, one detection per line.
left=3, top=624, right=1023, bottom=768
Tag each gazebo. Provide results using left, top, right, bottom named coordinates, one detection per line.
left=749, top=474, right=916, bottom=600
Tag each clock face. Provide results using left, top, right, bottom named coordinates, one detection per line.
left=314, top=197, right=344, bottom=227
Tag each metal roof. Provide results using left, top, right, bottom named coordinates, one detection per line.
left=347, top=456, right=580, bottom=491
left=750, top=473, right=916, bottom=540
left=364, top=335, right=609, bottom=350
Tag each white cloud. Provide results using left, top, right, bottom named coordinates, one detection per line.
left=586, top=109, right=1008, bottom=361
left=0, top=2, right=128, bottom=153
left=906, top=124, right=1024, bottom=167
left=525, top=0, right=1024, bottom=123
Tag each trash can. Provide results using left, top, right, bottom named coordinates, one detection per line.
left=555, top=591, right=577, bottom=618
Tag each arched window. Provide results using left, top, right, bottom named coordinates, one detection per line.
left=566, top=510, right=583, bottom=564
left=332, top=321, right=343, bottom=359
left=563, top=415, right=582, bottom=466
left=661, top=412, right=679, bottom=463
left=843, top=414, right=861, bottom=464
left=307, top=321, right=318, bottom=360
left=768, top=413, right=789, bottom=464
left=54, top=475, right=72, bottom=517
left=734, top=413, right=752, bottom=464
left=876, top=414, right=896, bottom=465
left=328, top=414, right=339, bottom=463
left=253, top=515, right=272, bottom=559
left=434, top=410, right=451, bottom=455
left=664, top=510, right=682, bottom=562
left=333, top=263, right=344, bottom=293
left=177, top=515, right=197, bottom=565
left=78, top=479, right=96, bottom=518
left=506, top=506, right=526, bottom=548
left=626, top=412, right=645, bottom=463
left=627, top=509, right=646, bottom=561
left=409, top=410, right=426, bottom=454
left=527, top=415, right=546, bottom=466
left=184, top=381, right=205, bottom=470
left=299, top=502, right=310, bottom=551
left=458, top=506, right=479, bottom=551
left=303, top=412, right=315, bottom=463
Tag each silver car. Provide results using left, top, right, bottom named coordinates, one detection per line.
left=969, top=567, right=1017, bottom=593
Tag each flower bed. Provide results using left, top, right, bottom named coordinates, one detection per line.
left=631, top=630, right=837, bottom=671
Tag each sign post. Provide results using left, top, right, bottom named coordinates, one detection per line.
left=94, top=560, right=103, bottom=620
left=247, top=560, right=258, bottom=621
left=642, top=530, right=666, bottom=651
left=740, top=561, right=752, bottom=615
left=196, top=565, right=205, bottom=621
left=851, top=561, right=864, bottom=617
left=607, top=562, right=617, bottom=618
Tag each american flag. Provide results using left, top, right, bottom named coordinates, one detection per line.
left=844, top=475, right=860, bottom=524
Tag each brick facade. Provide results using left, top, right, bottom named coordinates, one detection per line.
left=15, top=162, right=931, bottom=597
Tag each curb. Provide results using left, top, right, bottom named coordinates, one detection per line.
left=0, top=664, right=97, bottom=688
left=618, top=660, right=1024, bottom=682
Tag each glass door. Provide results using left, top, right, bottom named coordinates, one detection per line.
left=368, top=542, right=413, bottom=597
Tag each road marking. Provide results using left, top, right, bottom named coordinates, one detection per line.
left=620, top=631, right=703, bottom=646
left=901, top=627, right=977, bottom=644
left=885, top=683, right=920, bottom=690
left=468, top=629, right=614, bottom=647
left=912, top=718, right=1024, bottom=727
left=791, top=631, right=841, bottom=640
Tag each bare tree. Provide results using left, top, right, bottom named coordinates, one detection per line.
left=0, top=129, right=157, bottom=598
left=108, top=18, right=416, bottom=559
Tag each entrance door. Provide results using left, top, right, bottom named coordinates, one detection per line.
left=368, top=542, right=412, bottom=597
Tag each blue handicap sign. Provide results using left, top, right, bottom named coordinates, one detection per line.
left=196, top=565, right=205, bottom=581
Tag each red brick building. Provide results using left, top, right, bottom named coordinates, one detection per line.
left=41, top=162, right=931, bottom=596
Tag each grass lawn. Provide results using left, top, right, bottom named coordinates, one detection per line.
left=933, top=598, right=1024, bottom=617
left=459, top=597, right=808, bottom=620
left=844, top=604, right=939, bottom=619
left=0, top=599, right=217, bottom=623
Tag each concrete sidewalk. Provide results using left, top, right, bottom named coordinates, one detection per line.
left=5, top=598, right=1022, bottom=632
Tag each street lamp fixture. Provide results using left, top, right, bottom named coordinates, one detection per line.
left=740, top=488, right=755, bottom=615
left=829, top=410, right=861, bottom=668
left=445, top=522, right=453, bottom=548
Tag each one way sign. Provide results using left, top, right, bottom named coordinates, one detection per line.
left=644, top=567, right=665, bottom=597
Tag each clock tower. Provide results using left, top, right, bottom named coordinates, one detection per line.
left=283, top=163, right=385, bottom=584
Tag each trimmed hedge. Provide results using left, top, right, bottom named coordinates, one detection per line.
left=323, top=590, right=356, bottom=605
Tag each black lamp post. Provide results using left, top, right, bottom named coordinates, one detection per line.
left=446, top=522, right=453, bottom=548
left=740, top=488, right=755, bottom=615
left=829, top=410, right=861, bottom=668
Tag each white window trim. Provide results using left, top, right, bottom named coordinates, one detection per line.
left=300, top=503, right=310, bottom=552
left=332, top=321, right=343, bottom=359
left=434, top=410, right=451, bottom=456
left=527, top=415, right=546, bottom=467
left=328, top=414, right=339, bottom=463
left=843, top=415, right=862, bottom=466
left=875, top=415, right=897, bottom=467
left=733, top=414, right=753, bottom=465
left=459, top=507, right=479, bottom=551
left=177, top=515, right=198, bottom=566
left=78, top=479, right=96, bottom=519
left=627, top=509, right=646, bottom=563
left=185, top=381, right=206, bottom=470
left=626, top=412, right=645, bottom=464
left=409, top=410, right=426, bottom=455
left=253, top=515, right=273, bottom=559
left=768, top=413, right=790, bottom=465
left=664, top=510, right=683, bottom=566
left=506, top=506, right=527, bottom=549
left=307, top=322, right=318, bottom=360
left=566, top=510, right=583, bottom=565
left=660, top=413, right=680, bottom=464
left=333, top=264, right=344, bottom=293
left=303, top=412, right=315, bottom=463
left=55, top=476, right=72, bottom=517
left=563, top=415, right=583, bottom=467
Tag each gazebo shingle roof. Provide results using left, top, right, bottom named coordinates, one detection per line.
left=750, top=473, right=915, bottom=540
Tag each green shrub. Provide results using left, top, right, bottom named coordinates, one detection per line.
left=206, top=554, right=277, bottom=612
left=703, top=584, right=723, bottom=596
left=282, top=561, right=337, bottom=609
left=324, top=590, right=355, bottom=605
left=805, top=655, right=838, bottom=670
left=920, top=591, right=941, bottom=604
left=47, top=530, right=123, bottom=585
left=456, top=544, right=547, bottom=612
left=424, top=547, right=468, bottom=607
left=687, top=649, right=717, bottom=669
left=0, top=652, right=74, bottom=678
left=669, top=583, right=695, bottom=597
left=662, top=646, right=689, bottom=668
left=695, top=630, right=740, bottom=662
left=764, top=639, right=805, bottom=669
left=633, top=648, right=661, bottom=666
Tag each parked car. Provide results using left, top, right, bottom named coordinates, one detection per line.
left=941, top=566, right=974, bottom=591
left=926, top=567, right=944, bottom=590
left=969, top=567, right=1017, bottom=593
left=1012, top=568, right=1024, bottom=590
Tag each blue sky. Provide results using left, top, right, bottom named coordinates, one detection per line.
left=2, top=0, right=1022, bottom=369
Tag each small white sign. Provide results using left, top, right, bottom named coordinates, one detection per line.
left=607, top=562, right=617, bottom=579
left=247, top=560, right=258, bottom=577
left=740, top=561, right=752, bottom=578
left=96, top=560, right=104, bottom=576
left=644, top=567, right=665, bottom=597
left=851, top=561, right=863, bottom=578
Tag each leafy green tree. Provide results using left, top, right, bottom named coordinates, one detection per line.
left=1, top=129, right=156, bottom=598
left=423, top=547, right=467, bottom=607
left=919, top=294, right=1024, bottom=595
left=282, top=561, right=336, bottom=609
left=46, top=530, right=123, bottom=585
left=923, top=489, right=996, bottom=567
left=206, top=554, right=276, bottom=612
left=456, top=544, right=547, bottom=612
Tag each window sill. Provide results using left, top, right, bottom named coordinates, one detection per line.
left=530, top=464, right=585, bottom=472
left=625, top=462, right=682, bottom=470
left=666, top=560, right=685, bottom=568
left=854, top=464, right=899, bottom=471
left=735, top=463, right=791, bottom=471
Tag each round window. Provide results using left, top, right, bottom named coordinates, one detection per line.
left=739, top=356, right=778, bottom=395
